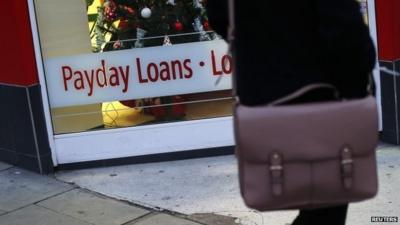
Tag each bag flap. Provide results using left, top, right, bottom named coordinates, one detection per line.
left=234, top=96, right=379, bottom=163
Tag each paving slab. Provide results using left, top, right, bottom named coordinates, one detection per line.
left=37, top=189, right=149, bottom=225
left=0, top=168, right=73, bottom=212
left=347, top=146, right=400, bottom=225
left=56, top=155, right=297, bottom=225
left=0, top=162, right=12, bottom=171
left=189, top=213, right=239, bottom=225
left=126, top=213, right=202, bottom=225
left=56, top=145, right=400, bottom=225
left=0, top=205, right=91, bottom=225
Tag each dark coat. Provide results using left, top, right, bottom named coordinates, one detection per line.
left=206, top=0, right=376, bottom=105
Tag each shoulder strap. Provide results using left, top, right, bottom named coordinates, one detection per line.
left=268, top=83, right=339, bottom=106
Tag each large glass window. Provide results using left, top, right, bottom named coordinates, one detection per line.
left=34, top=0, right=233, bottom=134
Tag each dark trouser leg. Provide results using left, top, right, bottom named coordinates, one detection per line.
left=292, top=204, right=348, bottom=225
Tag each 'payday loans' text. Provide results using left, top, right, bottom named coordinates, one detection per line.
left=61, top=50, right=232, bottom=97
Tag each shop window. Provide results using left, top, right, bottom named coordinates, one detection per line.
left=34, top=0, right=233, bottom=134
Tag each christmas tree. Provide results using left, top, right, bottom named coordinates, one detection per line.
left=87, top=0, right=219, bottom=121
left=87, top=0, right=217, bottom=52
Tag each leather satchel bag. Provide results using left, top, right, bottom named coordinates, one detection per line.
left=227, top=0, right=379, bottom=211
left=234, top=84, right=379, bottom=211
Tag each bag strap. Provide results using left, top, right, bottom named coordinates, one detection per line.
left=267, top=83, right=339, bottom=106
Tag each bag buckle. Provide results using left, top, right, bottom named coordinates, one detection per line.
left=269, top=153, right=284, bottom=196
left=341, top=146, right=354, bottom=189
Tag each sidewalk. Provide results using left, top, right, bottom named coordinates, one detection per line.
left=0, top=162, right=237, bottom=225
left=55, top=144, right=400, bottom=225
left=1, top=144, right=399, bottom=225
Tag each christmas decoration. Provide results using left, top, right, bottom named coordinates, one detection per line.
left=103, top=0, right=118, bottom=21
left=135, top=28, right=148, bottom=48
left=166, top=0, right=176, bottom=6
left=89, top=0, right=218, bottom=52
left=193, top=0, right=202, bottom=9
left=173, top=20, right=184, bottom=31
left=193, top=17, right=210, bottom=41
left=141, top=7, right=152, bottom=18
left=113, top=40, right=122, bottom=49
left=203, top=20, right=210, bottom=30
left=87, top=0, right=218, bottom=121
left=124, top=6, right=135, bottom=15
left=163, top=35, right=172, bottom=45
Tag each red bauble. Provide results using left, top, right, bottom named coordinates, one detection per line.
left=113, top=40, right=122, bottom=49
left=203, top=20, right=210, bottom=30
left=125, top=6, right=135, bottom=15
left=173, top=21, right=184, bottom=31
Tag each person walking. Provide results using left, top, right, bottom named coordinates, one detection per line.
left=205, top=0, right=376, bottom=224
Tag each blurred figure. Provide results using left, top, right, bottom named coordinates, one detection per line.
left=206, top=0, right=376, bottom=224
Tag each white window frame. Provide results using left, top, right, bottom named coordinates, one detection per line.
left=27, top=0, right=234, bottom=165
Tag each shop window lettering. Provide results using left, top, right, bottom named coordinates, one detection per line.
left=62, top=60, right=130, bottom=96
left=60, top=50, right=231, bottom=97
left=137, top=58, right=193, bottom=83
left=211, top=50, right=233, bottom=75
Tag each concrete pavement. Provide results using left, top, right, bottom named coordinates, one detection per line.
left=1, top=144, right=399, bottom=225
left=56, top=144, right=400, bottom=225
left=0, top=161, right=237, bottom=225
